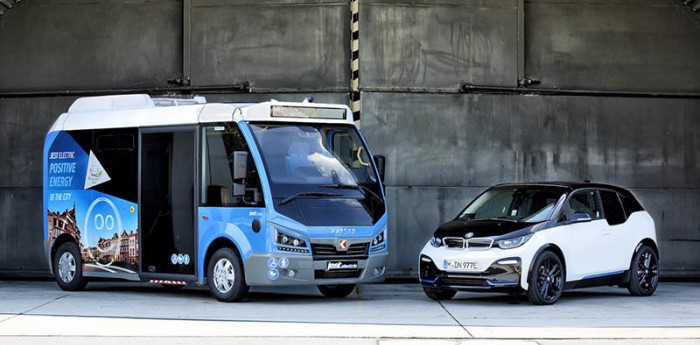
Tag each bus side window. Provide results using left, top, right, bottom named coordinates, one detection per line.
left=92, top=129, right=138, bottom=202
left=201, top=124, right=265, bottom=208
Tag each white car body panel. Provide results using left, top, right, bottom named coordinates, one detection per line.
left=420, top=210, right=657, bottom=291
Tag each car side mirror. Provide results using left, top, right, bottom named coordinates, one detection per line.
left=373, top=155, right=385, bottom=182
left=570, top=212, right=592, bottom=223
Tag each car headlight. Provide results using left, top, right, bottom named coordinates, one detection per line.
left=372, top=227, right=386, bottom=246
left=496, top=234, right=533, bottom=249
left=275, top=229, right=306, bottom=248
left=430, top=236, right=442, bottom=248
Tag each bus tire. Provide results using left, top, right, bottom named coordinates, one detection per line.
left=53, top=242, right=87, bottom=291
left=207, top=247, right=249, bottom=302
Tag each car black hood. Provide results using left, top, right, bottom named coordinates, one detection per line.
left=433, top=219, right=537, bottom=239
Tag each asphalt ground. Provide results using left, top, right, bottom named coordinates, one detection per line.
left=0, top=280, right=699, bottom=344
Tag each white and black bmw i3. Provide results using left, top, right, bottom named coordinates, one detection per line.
left=419, top=182, right=659, bottom=305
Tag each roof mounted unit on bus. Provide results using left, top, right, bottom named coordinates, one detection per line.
left=152, top=96, right=207, bottom=107
left=68, top=94, right=155, bottom=113
left=68, top=94, right=208, bottom=114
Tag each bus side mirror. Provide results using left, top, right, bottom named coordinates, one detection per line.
left=232, top=151, right=248, bottom=196
left=374, top=155, right=385, bottom=182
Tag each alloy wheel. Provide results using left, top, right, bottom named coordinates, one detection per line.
left=536, top=257, right=562, bottom=302
left=637, top=251, right=659, bottom=293
left=213, top=258, right=235, bottom=294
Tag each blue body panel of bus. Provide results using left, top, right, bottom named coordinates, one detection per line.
left=196, top=119, right=388, bottom=281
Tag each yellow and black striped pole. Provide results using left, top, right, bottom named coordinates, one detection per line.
left=350, top=0, right=361, bottom=123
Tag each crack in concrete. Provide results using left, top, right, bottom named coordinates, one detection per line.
left=437, top=300, right=473, bottom=338
left=0, top=294, right=69, bottom=324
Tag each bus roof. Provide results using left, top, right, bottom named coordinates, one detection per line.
left=50, top=94, right=354, bottom=132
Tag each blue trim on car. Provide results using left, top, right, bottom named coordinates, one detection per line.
left=582, top=270, right=626, bottom=280
left=485, top=280, right=518, bottom=286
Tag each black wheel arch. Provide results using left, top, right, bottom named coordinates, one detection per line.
left=620, top=238, right=659, bottom=286
left=635, top=238, right=659, bottom=258
left=529, top=243, right=567, bottom=282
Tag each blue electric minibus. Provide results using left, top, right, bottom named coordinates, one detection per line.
left=44, top=94, right=388, bottom=301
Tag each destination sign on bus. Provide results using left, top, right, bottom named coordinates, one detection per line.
left=270, top=106, right=347, bottom=120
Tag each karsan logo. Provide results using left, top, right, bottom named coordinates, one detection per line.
left=337, top=239, right=348, bottom=251
left=330, top=227, right=356, bottom=236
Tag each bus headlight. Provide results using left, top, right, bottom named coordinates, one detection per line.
left=372, top=227, right=386, bottom=246
left=370, top=226, right=387, bottom=252
left=496, top=234, right=533, bottom=249
left=275, top=229, right=306, bottom=248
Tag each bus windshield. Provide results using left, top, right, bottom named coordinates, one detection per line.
left=249, top=122, right=385, bottom=225
left=249, top=123, right=379, bottom=193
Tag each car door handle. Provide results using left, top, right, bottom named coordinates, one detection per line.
left=601, top=229, right=612, bottom=235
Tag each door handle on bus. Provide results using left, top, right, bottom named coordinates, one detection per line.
left=252, top=219, right=261, bottom=233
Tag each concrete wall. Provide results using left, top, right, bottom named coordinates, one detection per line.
left=0, top=0, right=182, bottom=91
left=361, top=0, right=518, bottom=88
left=361, top=93, right=700, bottom=276
left=190, top=0, right=349, bottom=89
left=526, top=0, right=700, bottom=92
left=359, top=0, right=700, bottom=277
left=0, top=0, right=699, bottom=277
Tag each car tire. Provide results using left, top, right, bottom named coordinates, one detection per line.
left=207, top=248, right=249, bottom=302
left=526, top=251, right=564, bottom=305
left=423, top=287, right=457, bottom=301
left=53, top=242, right=88, bottom=291
left=318, top=284, right=356, bottom=298
left=628, top=245, right=659, bottom=296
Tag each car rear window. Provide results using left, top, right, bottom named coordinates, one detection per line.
left=600, top=190, right=626, bottom=226
left=620, top=194, right=644, bottom=216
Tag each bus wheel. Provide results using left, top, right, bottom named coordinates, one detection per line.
left=318, top=284, right=356, bottom=298
left=53, top=242, right=87, bottom=291
left=207, top=248, right=249, bottom=302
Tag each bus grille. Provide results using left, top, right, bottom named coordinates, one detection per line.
left=311, top=242, right=369, bottom=259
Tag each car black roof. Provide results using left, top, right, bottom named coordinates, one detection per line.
left=492, top=181, right=635, bottom=198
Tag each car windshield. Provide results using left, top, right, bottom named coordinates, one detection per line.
left=248, top=122, right=381, bottom=200
left=458, top=186, right=567, bottom=223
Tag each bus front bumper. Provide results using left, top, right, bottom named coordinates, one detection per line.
left=244, top=252, right=389, bottom=286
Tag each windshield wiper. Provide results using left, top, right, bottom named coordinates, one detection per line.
left=485, top=217, right=519, bottom=223
left=321, top=184, right=382, bottom=204
left=280, top=192, right=342, bottom=205
left=321, top=183, right=359, bottom=190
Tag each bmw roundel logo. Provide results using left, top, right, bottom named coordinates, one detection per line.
left=465, top=232, right=474, bottom=239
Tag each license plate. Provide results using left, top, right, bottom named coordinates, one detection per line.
left=327, top=261, right=358, bottom=270
left=444, top=260, right=478, bottom=270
